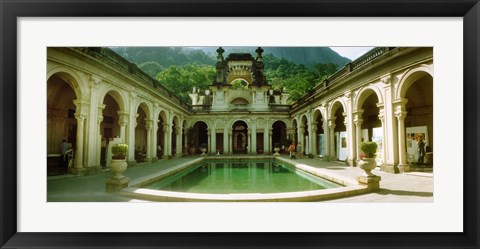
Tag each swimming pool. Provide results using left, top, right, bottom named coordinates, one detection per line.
left=144, top=159, right=341, bottom=194
left=121, top=157, right=370, bottom=201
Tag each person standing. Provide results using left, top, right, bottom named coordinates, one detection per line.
left=417, top=137, right=425, bottom=164
left=60, top=139, right=71, bottom=167
left=288, top=143, right=296, bottom=158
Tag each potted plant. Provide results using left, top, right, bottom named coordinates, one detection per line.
left=358, top=142, right=378, bottom=176
left=110, top=143, right=128, bottom=179
left=273, top=142, right=281, bottom=156
left=200, top=143, right=207, bottom=156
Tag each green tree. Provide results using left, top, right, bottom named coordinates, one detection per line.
left=156, top=64, right=216, bottom=103
left=263, top=54, right=338, bottom=101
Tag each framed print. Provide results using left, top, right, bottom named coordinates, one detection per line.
left=1, top=0, right=479, bottom=248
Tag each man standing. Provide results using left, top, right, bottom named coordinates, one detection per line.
left=60, top=139, right=71, bottom=167
left=417, top=137, right=425, bottom=164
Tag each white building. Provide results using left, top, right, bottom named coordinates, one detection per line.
left=47, top=47, right=433, bottom=175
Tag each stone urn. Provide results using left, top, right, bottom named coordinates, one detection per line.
left=200, top=148, right=207, bottom=156
left=273, top=147, right=280, bottom=156
left=358, top=158, right=377, bottom=176
left=110, top=159, right=128, bottom=179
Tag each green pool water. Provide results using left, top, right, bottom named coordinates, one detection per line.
left=145, top=159, right=341, bottom=194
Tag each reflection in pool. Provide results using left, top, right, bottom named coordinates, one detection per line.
left=145, top=159, right=341, bottom=194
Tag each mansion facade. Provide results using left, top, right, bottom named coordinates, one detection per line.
left=47, top=46, right=433, bottom=175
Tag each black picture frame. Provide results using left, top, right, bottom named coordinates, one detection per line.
left=1, top=0, right=479, bottom=248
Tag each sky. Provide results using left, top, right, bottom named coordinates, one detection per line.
left=329, top=47, right=374, bottom=60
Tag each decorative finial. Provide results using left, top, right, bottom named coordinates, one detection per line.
left=216, top=47, right=225, bottom=62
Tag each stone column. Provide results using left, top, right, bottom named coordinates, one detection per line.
left=207, top=129, right=212, bottom=155
left=268, top=129, right=273, bottom=153
left=392, top=98, right=408, bottom=173
left=247, top=128, right=252, bottom=154
left=251, top=126, right=257, bottom=154
left=320, top=117, right=328, bottom=159
left=298, top=126, right=304, bottom=155
left=353, top=111, right=364, bottom=163
left=145, top=119, right=153, bottom=162
left=151, top=118, right=158, bottom=161
left=167, top=123, right=173, bottom=157
left=328, top=118, right=336, bottom=161
left=395, top=111, right=408, bottom=170
left=74, top=113, right=86, bottom=173
left=118, top=112, right=129, bottom=143
left=310, top=122, right=318, bottom=156
left=382, top=76, right=398, bottom=170
left=176, top=127, right=182, bottom=157
left=163, top=124, right=169, bottom=158
left=377, top=105, right=386, bottom=166
left=263, top=127, right=269, bottom=153
left=228, top=130, right=233, bottom=154
left=183, top=131, right=188, bottom=156
left=95, top=105, right=105, bottom=167
left=223, top=126, right=229, bottom=154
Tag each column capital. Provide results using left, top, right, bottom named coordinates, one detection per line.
left=328, top=119, right=336, bottom=129
left=353, top=111, right=363, bottom=123
left=353, top=118, right=363, bottom=126
left=381, top=74, right=391, bottom=85
left=393, top=98, right=409, bottom=107
left=344, top=91, right=352, bottom=99
left=145, top=119, right=154, bottom=131
left=74, top=113, right=87, bottom=121
left=97, top=115, right=103, bottom=124
left=395, top=111, right=408, bottom=120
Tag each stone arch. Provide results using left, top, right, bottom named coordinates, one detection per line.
left=298, top=114, right=310, bottom=155
left=136, top=101, right=152, bottom=120
left=328, top=99, right=347, bottom=161
left=156, top=110, right=168, bottom=158
left=354, top=85, right=384, bottom=110
left=228, top=119, right=251, bottom=128
left=171, top=115, right=180, bottom=156
left=399, top=66, right=434, bottom=164
left=47, top=67, right=85, bottom=101
left=227, top=67, right=254, bottom=85
left=230, top=97, right=250, bottom=105
left=395, top=65, right=433, bottom=99
left=312, top=108, right=325, bottom=157
left=354, top=87, right=384, bottom=166
left=271, top=120, right=287, bottom=151
left=231, top=120, right=249, bottom=154
left=47, top=71, right=80, bottom=175
left=328, top=98, right=347, bottom=119
left=98, top=87, right=128, bottom=113
left=134, top=102, right=150, bottom=162
left=190, top=120, right=209, bottom=154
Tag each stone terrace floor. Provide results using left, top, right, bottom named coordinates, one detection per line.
left=47, top=155, right=433, bottom=202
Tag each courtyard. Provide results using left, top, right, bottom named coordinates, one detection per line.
left=47, top=155, right=433, bottom=202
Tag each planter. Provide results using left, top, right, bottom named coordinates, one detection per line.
left=200, top=148, right=207, bottom=156
left=110, top=159, right=128, bottom=179
left=273, top=147, right=280, bottom=156
left=358, top=158, right=377, bottom=176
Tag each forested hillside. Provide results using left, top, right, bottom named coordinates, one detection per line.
left=110, top=47, right=348, bottom=103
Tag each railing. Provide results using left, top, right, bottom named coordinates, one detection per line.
left=291, top=47, right=397, bottom=111
left=191, top=104, right=291, bottom=113
left=269, top=104, right=291, bottom=112
left=82, top=47, right=191, bottom=110
left=351, top=47, right=387, bottom=71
